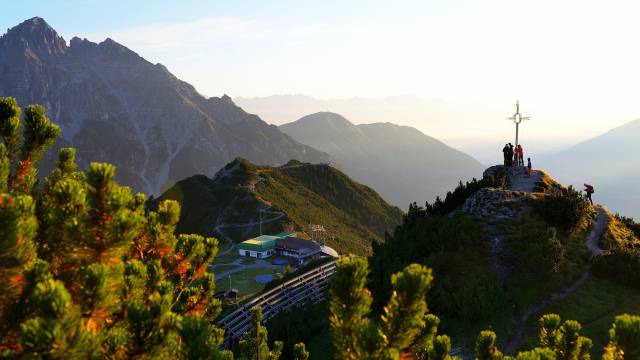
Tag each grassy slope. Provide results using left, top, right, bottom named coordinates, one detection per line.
left=533, top=208, right=640, bottom=357
left=152, top=159, right=257, bottom=235
left=520, top=275, right=640, bottom=357
left=437, top=206, right=595, bottom=351
left=438, top=188, right=639, bottom=355
left=154, top=158, right=402, bottom=256
left=599, top=208, right=640, bottom=250
left=277, top=169, right=638, bottom=358
left=215, top=267, right=285, bottom=296
left=379, top=172, right=607, bottom=352
left=256, top=162, right=403, bottom=255
left=505, top=206, right=595, bottom=306
left=272, top=171, right=636, bottom=358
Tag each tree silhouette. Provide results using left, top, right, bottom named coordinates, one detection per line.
left=328, top=255, right=457, bottom=360
left=293, top=342, right=310, bottom=360
left=238, top=306, right=283, bottom=360
left=602, top=314, right=640, bottom=360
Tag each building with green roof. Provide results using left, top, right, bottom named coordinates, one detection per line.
left=238, top=235, right=278, bottom=259
left=237, top=231, right=339, bottom=263
left=275, top=231, right=295, bottom=238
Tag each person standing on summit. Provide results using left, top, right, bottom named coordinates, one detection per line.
left=508, top=143, right=514, bottom=167
left=503, top=144, right=511, bottom=166
left=516, top=145, right=524, bottom=166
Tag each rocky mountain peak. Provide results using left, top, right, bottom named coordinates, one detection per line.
left=0, top=17, right=67, bottom=60
left=97, top=38, right=144, bottom=62
left=464, top=165, right=563, bottom=221
left=0, top=17, right=332, bottom=196
left=69, top=36, right=92, bottom=47
left=221, top=94, right=234, bottom=104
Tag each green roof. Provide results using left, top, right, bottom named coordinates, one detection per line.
left=238, top=235, right=277, bottom=252
left=275, top=231, right=295, bottom=238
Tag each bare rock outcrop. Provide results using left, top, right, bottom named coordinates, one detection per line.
left=463, top=165, right=539, bottom=279
left=462, top=188, right=528, bottom=221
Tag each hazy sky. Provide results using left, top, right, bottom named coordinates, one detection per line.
left=2, top=0, right=639, bottom=143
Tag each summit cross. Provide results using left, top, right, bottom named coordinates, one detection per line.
left=507, top=100, right=530, bottom=151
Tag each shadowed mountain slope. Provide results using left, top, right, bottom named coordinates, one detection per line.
left=154, top=158, right=403, bottom=255
left=0, top=17, right=331, bottom=195
left=280, top=112, right=484, bottom=208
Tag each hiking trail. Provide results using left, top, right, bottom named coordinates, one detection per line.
left=504, top=206, right=609, bottom=354
left=586, top=207, right=607, bottom=256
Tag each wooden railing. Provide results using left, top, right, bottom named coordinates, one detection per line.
left=216, top=260, right=337, bottom=348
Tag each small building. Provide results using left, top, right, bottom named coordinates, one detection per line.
left=238, top=235, right=278, bottom=259
left=226, top=288, right=238, bottom=300
left=275, top=237, right=323, bottom=264
left=238, top=232, right=339, bottom=264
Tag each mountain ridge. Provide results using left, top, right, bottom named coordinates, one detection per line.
left=154, top=157, right=403, bottom=256
left=366, top=163, right=640, bottom=353
left=0, top=17, right=332, bottom=196
left=280, top=111, right=484, bottom=208
left=541, top=118, right=640, bottom=218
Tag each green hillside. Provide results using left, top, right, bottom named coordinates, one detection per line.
left=367, top=166, right=640, bottom=355
left=153, top=158, right=403, bottom=255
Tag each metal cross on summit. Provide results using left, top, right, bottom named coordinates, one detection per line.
left=507, top=100, right=530, bottom=150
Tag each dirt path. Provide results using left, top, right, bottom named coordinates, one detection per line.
left=504, top=207, right=609, bottom=354
left=504, top=267, right=592, bottom=354
left=586, top=207, right=608, bottom=256
left=214, top=226, right=236, bottom=257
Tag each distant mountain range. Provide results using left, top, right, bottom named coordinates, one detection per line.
left=154, top=158, right=403, bottom=255
left=280, top=112, right=484, bottom=208
left=0, top=17, right=330, bottom=195
left=541, top=119, right=640, bottom=218
left=234, top=94, right=452, bottom=126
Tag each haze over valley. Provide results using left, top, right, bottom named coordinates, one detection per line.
left=235, top=94, right=592, bottom=164
left=279, top=112, right=483, bottom=208
left=2, top=2, right=640, bottom=359
left=238, top=94, right=640, bottom=217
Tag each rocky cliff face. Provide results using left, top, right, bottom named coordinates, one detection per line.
left=0, top=17, right=331, bottom=195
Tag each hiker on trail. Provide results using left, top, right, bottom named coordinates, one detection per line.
left=527, top=157, right=532, bottom=177
left=517, top=145, right=524, bottom=166
left=584, top=184, right=594, bottom=205
left=502, top=144, right=511, bottom=166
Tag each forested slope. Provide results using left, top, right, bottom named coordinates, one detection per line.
left=154, top=158, right=403, bottom=255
